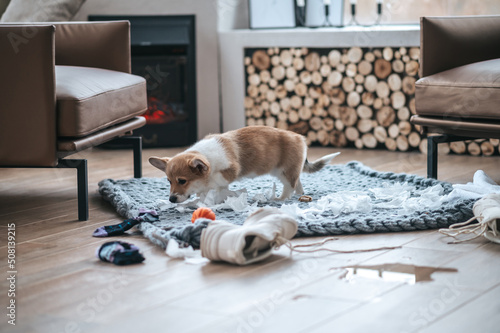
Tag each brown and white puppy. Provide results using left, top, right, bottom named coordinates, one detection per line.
left=149, top=126, right=339, bottom=203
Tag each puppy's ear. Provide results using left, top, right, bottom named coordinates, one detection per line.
left=189, top=158, right=209, bottom=175
left=149, top=156, right=170, bottom=172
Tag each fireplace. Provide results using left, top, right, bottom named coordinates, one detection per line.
left=89, top=15, right=197, bottom=147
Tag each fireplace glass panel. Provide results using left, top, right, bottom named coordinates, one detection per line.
left=132, top=55, right=187, bottom=125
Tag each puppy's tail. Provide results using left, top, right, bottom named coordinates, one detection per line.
left=303, top=152, right=340, bottom=173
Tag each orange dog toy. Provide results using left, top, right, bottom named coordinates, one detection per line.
left=191, top=207, right=216, bottom=223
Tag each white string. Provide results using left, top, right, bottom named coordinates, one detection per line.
left=439, top=216, right=488, bottom=244
left=273, top=236, right=402, bottom=254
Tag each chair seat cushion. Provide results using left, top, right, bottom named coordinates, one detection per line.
left=56, top=65, right=147, bottom=137
left=415, top=58, right=500, bottom=120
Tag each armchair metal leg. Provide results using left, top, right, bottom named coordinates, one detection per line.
left=4, top=136, right=142, bottom=221
left=427, top=136, right=439, bottom=179
left=131, top=136, right=142, bottom=178
left=58, top=159, right=88, bottom=221
left=6, top=135, right=141, bottom=221
left=112, top=136, right=142, bottom=178
left=426, top=134, right=475, bottom=180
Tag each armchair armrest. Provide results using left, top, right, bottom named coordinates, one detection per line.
left=420, top=16, right=500, bottom=77
left=0, top=24, right=57, bottom=166
left=53, top=21, right=131, bottom=73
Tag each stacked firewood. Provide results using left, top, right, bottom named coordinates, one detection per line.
left=244, top=47, right=499, bottom=156
left=419, top=137, right=500, bottom=156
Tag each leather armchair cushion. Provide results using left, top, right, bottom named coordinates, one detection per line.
left=415, top=58, right=500, bottom=120
left=56, top=65, right=147, bottom=137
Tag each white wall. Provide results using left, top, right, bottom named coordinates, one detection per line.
left=217, top=0, right=249, bottom=31
left=74, top=0, right=222, bottom=138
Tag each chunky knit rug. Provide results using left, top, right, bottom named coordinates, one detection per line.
left=98, top=161, right=474, bottom=249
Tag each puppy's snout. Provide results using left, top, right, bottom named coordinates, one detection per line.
left=169, top=195, right=178, bottom=203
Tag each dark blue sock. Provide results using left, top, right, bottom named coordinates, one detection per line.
left=97, top=241, right=145, bottom=265
left=93, top=209, right=159, bottom=237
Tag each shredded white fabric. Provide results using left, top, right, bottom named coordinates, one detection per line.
left=370, top=182, right=446, bottom=212
left=165, top=239, right=197, bottom=258
left=280, top=191, right=372, bottom=221
left=202, top=188, right=247, bottom=206
left=278, top=183, right=448, bottom=220
left=156, top=171, right=499, bottom=222
left=157, top=184, right=275, bottom=215
left=444, top=170, right=500, bottom=201
left=165, top=239, right=209, bottom=264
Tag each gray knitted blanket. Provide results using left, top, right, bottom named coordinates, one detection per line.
left=98, top=161, right=474, bottom=249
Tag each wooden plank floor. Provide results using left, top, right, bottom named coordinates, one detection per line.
left=0, top=146, right=499, bottom=333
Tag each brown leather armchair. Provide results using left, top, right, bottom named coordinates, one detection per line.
left=0, top=21, right=147, bottom=220
left=411, top=15, right=500, bottom=179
